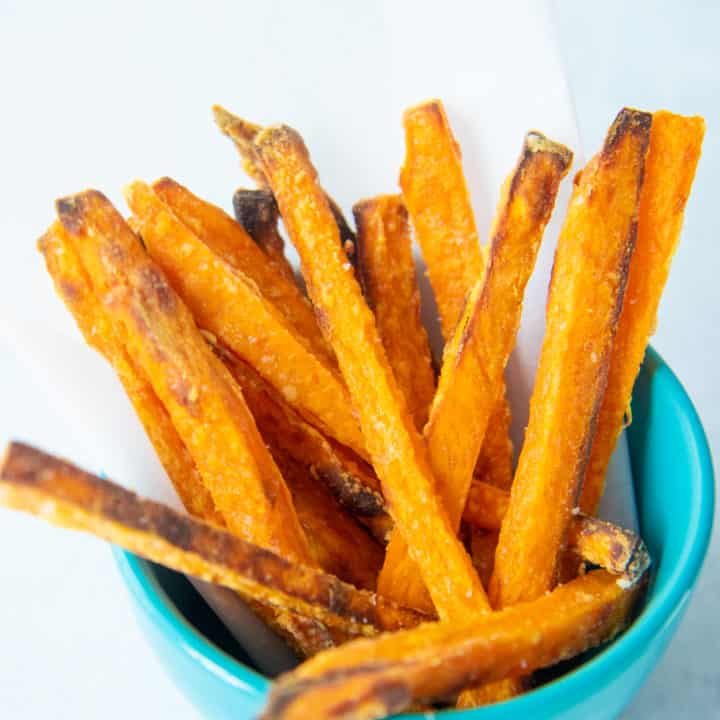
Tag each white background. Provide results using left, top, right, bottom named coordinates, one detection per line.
left=0, top=1, right=717, bottom=717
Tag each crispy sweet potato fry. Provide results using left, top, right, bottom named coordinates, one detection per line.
left=232, top=188, right=297, bottom=282
left=469, top=528, right=499, bottom=589
left=399, top=99, right=514, bottom=501
left=353, top=195, right=436, bottom=429
left=56, top=190, right=315, bottom=566
left=255, top=124, right=488, bottom=621
left=473, top=392, right=514, bottom=489
left=0, top=443, right=425, bottom=636
left=39, top=224, right=222, bottom=524
left=490, top=109, right=652, bottom=609
left=151, top=177, right=331, bottom=364
left=580, top=111, right=705, bottom=513
left=273, top=451, right=383, bottom=591
left=38, top=222, right=224, bottom=526
left=379, top=132, right=572, bottom=615
left=124, top=181, right=366, bottom=459
left=263, top=570, right=644, bottom=720
left=39, top=219, right=343, bottom=656
left=207, top=338, right=389, bottom=541
left=399, top=99, right=484, bottom=336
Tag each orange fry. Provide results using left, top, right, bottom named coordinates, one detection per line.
left=125, top=181, right=366, bottom=459
left=255, top=124, right=487, bottom=622
left=490, top=108, right=652, bottom=609
left=353, top=195, right=436, bottom=429
left=263, top=570, right=644, bottom=720
left=400, top=98, right=514, bottom=499
left=56, top=190, right=314, bottom=565
left=38, top=222, right=222, bottom=526
left=152, top=177, right=331, bottom=364
left=580, top=111, right=705, bottom=512
left=379, top=132, right=572, bottom=615
left=0, top=443, right=425, bottom=637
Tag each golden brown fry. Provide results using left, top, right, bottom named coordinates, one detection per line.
left=125, top=181, right=366, bottom=459
left=56, top=190, right=314, bottom=565
left=232, top=188, right=297, bottom=282
left=263, top=570, right=644, bottom=720
left=353, top=195, right=436, bottom=429
left=152, top=177, right=331, bottom=363
left=273, top=451, right=383, bottom=591
left=399, top=98, right=515, bottom=507
left=208, top=339, right=388, bottom=543
left=0, top=442, right=425, bottom=636
left=490, top=109, right=652, bottom=610
left=38, top=222, right=223, bottom=526
left=580, top=111, right=705, bottom=513
left=379, top=132, right=572, bottom=615
left=255, top=124, right=487, bottom=622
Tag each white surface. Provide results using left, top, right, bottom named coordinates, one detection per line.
left=0, top=1, right=715, bottom=718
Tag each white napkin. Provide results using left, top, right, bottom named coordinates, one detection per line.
left=0, top=0, right=636, bottom=675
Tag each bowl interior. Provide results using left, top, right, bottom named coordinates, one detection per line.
left=115, top=347, right=714, bottom=718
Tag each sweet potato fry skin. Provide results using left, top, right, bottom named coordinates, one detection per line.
left=273, top=451, right=383, bottom=591
left=124, top=181, right=366, bottom=459
left=580, top=111, right=705, bottom=513
left=0, top=443, right=425, bottom=636
left=38, top=223, right=223, bottom=526
left=263, top=570, right=644, bottom=720
left=56, top=190, right=315, bottom=566
left=378, top=133, right=572, bottom=615
left=152, top=177, right=331, bottom=364
left=490, top=109, right=652, bottom=610
left=232, top=188, right=297, bottom=282
left=255, top=124, right=487, bottom=622
left=353, top=195, right=436, bottom=430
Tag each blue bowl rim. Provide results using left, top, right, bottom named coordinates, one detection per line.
left=113, top=347, right=715, bottom=717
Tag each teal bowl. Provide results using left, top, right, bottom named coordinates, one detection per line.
left=113, top=347, right=714, bottom=719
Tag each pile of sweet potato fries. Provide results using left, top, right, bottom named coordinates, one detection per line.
left=0, top=100, right=703, bottom=719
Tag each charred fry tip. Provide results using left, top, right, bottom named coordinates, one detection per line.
left=603, top=108, right=653, bottom=156
left=233, top=188, right=280, bottom=227
left=55, top=190, right=107, bottom=234
left=524, top=131, right=574, bottom=168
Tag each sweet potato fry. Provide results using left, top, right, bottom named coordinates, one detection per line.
left=207, top=338, right=388, bottom=540
left=399, top=99, right=485, bottom=336
left=469, top=528, right=499, bottom=589
left=39, top=219, right=344, bottom=656
left=263, top=570, right=645, bottom=720
left=353, top=195, right=436, bottom=429
left=0, top=443, right=425, bottom=636
left=232, top=188, right=297, bottom=282
left=490, top=109, right=652, bottom=609
left=38, top=222, right=223, bottom=526
left=124, top=181, right=366, bottom=459
left=580, top=111, right=705, bottom=513
left=255, top=124, right=488, bottom=621
left=56, top=190, right=315, bottom=566
left=213, top=104, right=266, bottom=186
left=273, top=451, right=383, bottom=591
left=473, top=392, right=514, bottom=489
left=152, top=177, right=331, bottom=363
left=378, top=132, right=572, bottom=614
left=399, top=99, right=514, bottom=499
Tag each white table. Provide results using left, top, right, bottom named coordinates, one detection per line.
left=0, top=2, right=716, bottom=717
